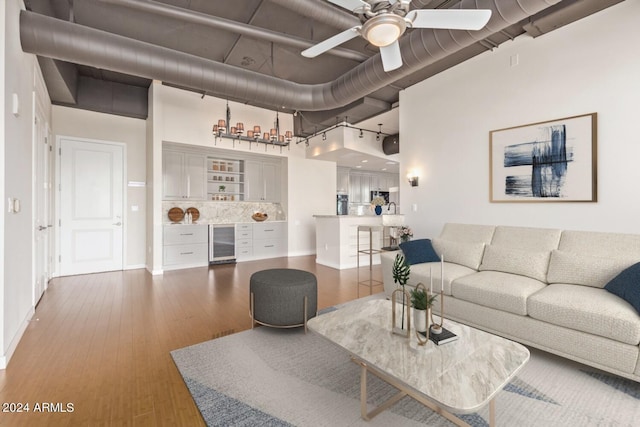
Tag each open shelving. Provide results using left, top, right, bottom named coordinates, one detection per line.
left=207, top=158, right=244, bottom=201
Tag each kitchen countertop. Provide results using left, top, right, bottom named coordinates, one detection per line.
left=313, top=215, right=382, bottom=218
left=164, top=220, right=287, bottom=225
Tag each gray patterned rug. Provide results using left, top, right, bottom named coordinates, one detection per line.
left=171, top=321, right=640, bottom=426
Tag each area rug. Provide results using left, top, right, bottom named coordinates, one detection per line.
left=171, top=321, right=640, bottom=427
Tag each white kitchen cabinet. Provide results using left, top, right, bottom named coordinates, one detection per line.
left=235, top=222, right=286, bottom=261
left=337, top=167, right=350, bottom=194
left=235, top=223, right=253, bottom=261
left=253, top=222, right=286, bottom=259
left=245, top=159, right=281, bottom=202
left=163, top=224, right=208, bottom=270
left=163, top=150, right=206, bottom=200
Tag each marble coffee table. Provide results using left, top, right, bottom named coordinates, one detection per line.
left=307, top=298, right=530, bottom=426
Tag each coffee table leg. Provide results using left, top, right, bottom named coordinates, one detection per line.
left=489, top=399, right=495, bottom=427
left=358, top=361, right=407, bottom=421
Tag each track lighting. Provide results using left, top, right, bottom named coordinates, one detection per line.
left=359, top=129, right=364, bottom=138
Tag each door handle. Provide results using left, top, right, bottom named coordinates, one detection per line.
left=38, top=225, right=47, bottom=231
left=113, top=222, right=122, bottom=226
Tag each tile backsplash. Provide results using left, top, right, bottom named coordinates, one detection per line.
left=162, top=201, right=285, bottom=224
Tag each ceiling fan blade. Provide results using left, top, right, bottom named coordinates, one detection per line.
left=301, top=27, right=361, bottom=58
left=379, top=40, right=402, bottom=72
left=407, top=9, right=492, bottom=31
left=326, top=0, right=369, bottom=13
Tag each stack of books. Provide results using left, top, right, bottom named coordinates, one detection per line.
left=426, top=326, right=458, bottom=345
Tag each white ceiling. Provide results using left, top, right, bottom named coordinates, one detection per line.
left=331, top=107, right=400, bottom=173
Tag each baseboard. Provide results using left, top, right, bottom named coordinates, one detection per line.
left=0, top=307, right=36, bottom=370
left=145, top=265, right=164, bottom=275
left=287, top=250, right=316, bottom=258
left=125, top=264, right=146, bottom=270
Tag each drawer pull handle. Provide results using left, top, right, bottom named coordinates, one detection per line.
left=180, top=252, right=194, bottom=255
left=264, top=229, right=274, bottom=232
left=265, top=245, right=275, bottom=248
left=180, top=233, right=194, bottom=236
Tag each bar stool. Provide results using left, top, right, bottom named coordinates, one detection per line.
left=357, top=225, right=384, bottom=296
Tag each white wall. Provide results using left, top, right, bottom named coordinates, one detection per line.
left=399, top=1, right=640, bottom=239
left=287, top=157, right=336, bottom=256
left=52, top=107, right=147, bottom=268
left=1, top=0, right=51, bottom=368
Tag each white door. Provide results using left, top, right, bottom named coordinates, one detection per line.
left=33, top=104, right=50, bottom=305
left=60, top=138, right=124, bottom=276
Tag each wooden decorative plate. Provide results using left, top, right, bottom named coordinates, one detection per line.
left=186, top=207, right=200, bottom=222
left=168, top=207, right=184, bottom=223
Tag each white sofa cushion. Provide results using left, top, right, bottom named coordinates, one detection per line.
left=559, top=230, right=640, bottom=258
left=479, top=245, right=551, bottom=282
left=431, top=238, right=485, bottom=270
left=439, top=223, right=495, bottom=244
left=528, top=284, right=640, bottom=345
left=409, top=261, right=476, bottom=296
left=451, top=271, right=547, bottom=315
left=547, top=250, right=638, bottom=288
left=491, top=226, right=561, bottom=251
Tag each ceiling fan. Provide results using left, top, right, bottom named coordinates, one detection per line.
left=302, top=0, right=492, bottom=72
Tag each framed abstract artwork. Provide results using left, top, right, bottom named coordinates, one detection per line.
left=490, top=113, right=597, bottom=202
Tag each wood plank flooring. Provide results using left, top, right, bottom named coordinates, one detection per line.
left=0, top=256, right=383, bottom=426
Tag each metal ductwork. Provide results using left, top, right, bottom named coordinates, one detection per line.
left=98, top=0, right=368, bottom=62
left=382, top=134, right=400, bottom=155
left=20, top=0, right=561, bottom=112
left=267, top=0, right=359, bottom=30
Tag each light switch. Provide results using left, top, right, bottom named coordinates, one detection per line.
left=412, top=203, right=418, bottom=212
left=131, top=205, right=139, bottom=212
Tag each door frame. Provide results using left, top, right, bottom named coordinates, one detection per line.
left=54, top=135, right=128, bottom=277
left=32, top=94, right=51, bottom=305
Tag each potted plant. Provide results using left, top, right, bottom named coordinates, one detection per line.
left=410, top=287, right=438, bottom=333
left=218, top=185, right=226, bottom=192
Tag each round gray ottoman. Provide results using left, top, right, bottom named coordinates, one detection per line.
left=250, top=268, right=318, bottom=332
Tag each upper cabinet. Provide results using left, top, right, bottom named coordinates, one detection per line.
left=163, top=150, right=207, bottom=200
left=163, top=144, right=284, bottom=203
left=245, top=159, right=281, bottom=202
left=337, top=167, right=350, bottom=194
left=347, top=171, right=399, bottom=203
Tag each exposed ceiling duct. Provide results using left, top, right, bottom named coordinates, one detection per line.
left=20, top=0, right=563, bottom=114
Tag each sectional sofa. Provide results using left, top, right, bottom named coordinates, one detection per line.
left=381, top=223, right=640, bottom=382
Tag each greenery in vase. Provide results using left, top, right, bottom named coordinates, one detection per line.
left=371, top=196, right=386, bottom=207
left=218, top=185, right=226, bottom=192
left=392, top=254, right=410, bottom=287
left=410, top=287, right=438, bottom=310
left=392, top=254, right=410, bottom=329
left=398, top=225, right=413, bottom=242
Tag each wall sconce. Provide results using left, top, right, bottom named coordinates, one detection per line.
left=407, top=173, right=419, bottom=187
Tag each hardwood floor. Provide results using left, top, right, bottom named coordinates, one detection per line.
left=0, top=256, right=383, bottom=426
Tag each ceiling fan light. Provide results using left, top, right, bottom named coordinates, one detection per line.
left=362, top=14, right=406, bottom=47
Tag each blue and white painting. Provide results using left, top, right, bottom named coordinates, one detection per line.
left=490, top=113, right=596, bottom=202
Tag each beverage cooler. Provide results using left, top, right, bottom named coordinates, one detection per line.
left=209, top=224, right=236, bottom=264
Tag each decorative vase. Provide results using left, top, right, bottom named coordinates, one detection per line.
left=375, top=205, right=382, bottom=215
left=413, top=308, right=429, bottom=333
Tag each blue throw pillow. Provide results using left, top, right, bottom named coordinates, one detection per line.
left=604, top=262, right=640, bottom=314
left=399, top=239, right=440, bottom=265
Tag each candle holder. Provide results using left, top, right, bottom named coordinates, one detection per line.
left=391, top=288, right=411, bottom=338
left=430, top=290, right=445, bottom=335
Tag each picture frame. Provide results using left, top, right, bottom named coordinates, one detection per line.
left=490, top=113, right=597, bottom=202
